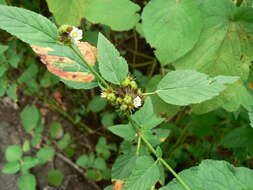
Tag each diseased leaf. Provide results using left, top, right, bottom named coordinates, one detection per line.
left=31, top=42, right=98, bottom=89
left=142, top=0, right=202, bottom=65
left=97, top=33, right=129, bottom=84
left=157, top=70, right=239, bottom=106
left=160, top=160, right=253, bottom=190
left=0, top=5, right=58, bottom=46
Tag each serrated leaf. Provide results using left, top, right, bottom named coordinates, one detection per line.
left=2, top=161, right=20, bottom=174
left=160, top=160, right=253, bottom=190
left=109, top=124, right=136, bottom=141
left=18, top=173, right=36, bottom=190
left=31, top=42, right=98, bottom=89
left=112, top=153, right=138, bottom=180
left=20, top=105, right=40, bottom=132
left=142, top=0, right=202, bottom=65
left=97, top=33, right=128, bottom=84
left=124, top=156, right=160, bottom=190
left=46, top=0, right=140, bottom=31
left=5, top=145, right=23, bottom=162
left=172, top=0, right=253, bottom=112
left=131, top=97, right=165, bottom=130
left=157, top=70, right=239, bottom=106
left=48, top=170, right=64, bottom=186
left=0, top=5, right=58, bottom=46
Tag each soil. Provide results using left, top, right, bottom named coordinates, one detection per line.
left=0, top=97, right=97, bottom=190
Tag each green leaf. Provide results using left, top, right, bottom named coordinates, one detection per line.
left=172, top=0, right=253, bottom=112
left=22, top=140, right=30, bottom=152
left=76, top=155, right=89, bottom=168
left=46, top=0, right=140, bottom=31
left=18, top=173, right=36, bottom=190
left=142, top=0, right=202, bottom=65
left=124, top=156, right=160, bottom=190
left=21, top=156, right=39, bottom=172
left=160, top=160, right=253, bottom=190
left=5, top=145, right=23, bottom=162
left=2, top=161, right=20, bottom=174
left=131, top=97, right=165, bottom=130
left=20, top=105, right=40, bottom=132
left=48, top=170, right=64, bottom=186
left=157, top=70, right=239, bottom=106
left=6, top=83, right=17, bottom=101
left=57, top=133, right=72, bottom=150
left=88, top=95, right=107, bottom=112
left=112, top=153, right=137, bottom=180
left=36, top=147, right=55, bottom=163
left=84, top=0, right=140, bottom=31
left=97, top=33, right=128, bottom=84
left=94, top=157, right=107, bottom=171
left=50, top=121, right=63, bottom=139
left=0, top=0, right=6, bottom=5
left=95, top=137, right=110, bottom=159
left=0, top=44, right=8, bottom=53
left=0, top=5, right=58, bottom=46
left=109, top=124, right=136, bottom=141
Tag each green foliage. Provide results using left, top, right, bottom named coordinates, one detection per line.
left=50, top=121, right=63, bottom=139
left=0, top=5, right=58, bottom=46
left=5, top=145, right=23, bottom=162
left=2, top=161, right=20, bottom=174
left=18, top=173, right=36, bottom=190
left=157, top=70, right=239, bottom=106
left=20, top=105, right=41, bottom=132
left=47, top=170, right=64, bottom=186
left=142, top=0, right=202, bottom=65
left=88, top=95, right=107, bottom=112
left=46, top=0, right=140, bottom=31
left=36, top=147, right=55, bottom=163
left=97, top=33, right=129, bottom=84
left=160, top=160, right=253, bottom=190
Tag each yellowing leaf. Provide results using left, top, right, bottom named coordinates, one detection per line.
left=112, top=180, right=125, bottom=190
left=31, top=42, right=98, bottom=88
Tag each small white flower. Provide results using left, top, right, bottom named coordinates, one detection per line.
left=101, top=92, right=106, bottom=98
left=70, top=27, right=83, bottom=42
left=133, top=96, right=142, bottom=108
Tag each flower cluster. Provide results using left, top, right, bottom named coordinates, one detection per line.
left=58, top=25, right=83, bottom=44
left=101, top=77, right=143, bottom=112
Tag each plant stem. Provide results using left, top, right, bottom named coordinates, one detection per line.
left=70, top=44, right=110, bottom=89
left=140, top=135, right=192, bottom=190
left=142, top=91, right=158, bottom=96
left=136, top=136, right=141, bottom=155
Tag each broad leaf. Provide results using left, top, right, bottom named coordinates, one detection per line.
left=48, top=170, right=64, bottom=186
left=36, top=147, right=55, bottom=163
left=109, top=124, right=136, bottom=141
left=46, top=0, right=140, bottom=31
left=31, top=42, right=98, bottom=89
left=160, top=160, right=253, bottom=190
left=124, top=156, right=160, bottom=190
left=157, top=70, right=238, bottom=106
left=2, top=161, right=20, bottom=174
left=0, top=5, right=58, bottom=46
left=20, top=105, right=40, bottom=132
left=172, top=0, right=253, bottom=112
left=5, top=145, right=23, bottom=162
left=142, top=0, right=202, bottom=65
left=97, top=33, right=128, bottom=84
left=131, top=97, right=165, bottom=130
left=112, top=153, right=138, bottom=180
left=18, top=173, right=36, bottom=190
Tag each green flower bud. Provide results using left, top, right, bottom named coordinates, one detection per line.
left=116, top=97, right=123, bottom=104
left=130, top=81, right=137, bottom=89
left=123, top=95, right=132, bottom=104
left=107, top=93, right=116, bottom=101
left=121, top=78, right=131, bottom=87
left=120, top=104, right=128, bottom=111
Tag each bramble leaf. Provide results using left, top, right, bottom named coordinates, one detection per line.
left=142, top=0, right=202, bottom=65
left=157, top=70, right=239, bottom=106
left=0, top=5, right=58, bottom=46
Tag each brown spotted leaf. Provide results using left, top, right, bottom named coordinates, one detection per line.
left=112, top=180, right=124, bottom=190
left=32, top=42, right=98, bottom=89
